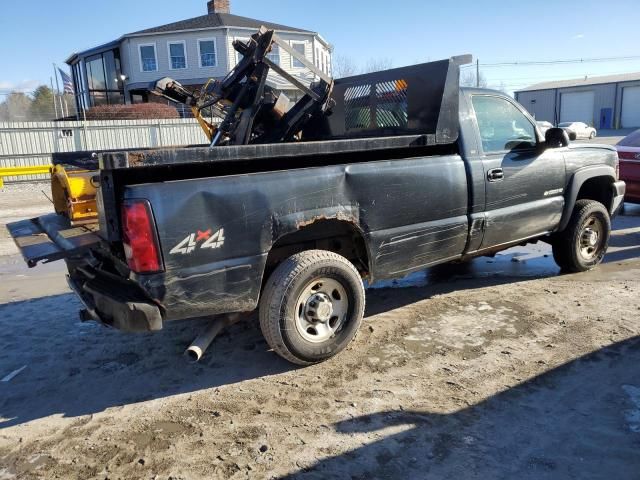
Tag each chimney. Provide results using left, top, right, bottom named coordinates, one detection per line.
left=207, top=0, right=230, bottom=14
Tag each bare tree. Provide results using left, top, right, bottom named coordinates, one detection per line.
left=461, top=70, right=487, bottom=88
left=363, top=58, right=393, bottom=74
left=332, top=54, right=359, bottom=79
left=496, top=81, right=510, bottom=95
left=0, top=92, right=32, bottom=122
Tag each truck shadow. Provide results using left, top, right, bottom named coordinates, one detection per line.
left=0, top=255, right=561, bottom=430
left=0, top=294, right=293, bottom=429
left=279, top=336, right=640, bottom=479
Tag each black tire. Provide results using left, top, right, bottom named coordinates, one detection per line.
left=589, top=131, right=596, bottom=139
left=552, top=199, right=611, bottom=273
left=259, top=250, right=366, bottom=365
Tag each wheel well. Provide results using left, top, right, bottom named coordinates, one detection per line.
left=576, top=176, right=614, bottom=212
left=265, top=220, right=370, bottom=279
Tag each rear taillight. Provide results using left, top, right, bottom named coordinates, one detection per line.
left=121, top=200, right=163, bottom=273
left=618, top=151, right=637, bottom=160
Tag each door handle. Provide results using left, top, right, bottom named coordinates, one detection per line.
left=487, top=168, right=504, bottom=182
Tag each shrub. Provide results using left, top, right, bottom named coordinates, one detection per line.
left=85, top=103, right=180, bottom=120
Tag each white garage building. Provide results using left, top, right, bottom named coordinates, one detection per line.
left=515, top=72, right=640, bottom=129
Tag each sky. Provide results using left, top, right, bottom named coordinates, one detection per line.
left=1, top=0, right=640, bottom=96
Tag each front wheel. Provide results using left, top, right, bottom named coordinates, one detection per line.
left=589, top=131, right=596, bottom=139
left=259, top=250, right=366, bottom=365
left=552, top=200, right=611, bottom=273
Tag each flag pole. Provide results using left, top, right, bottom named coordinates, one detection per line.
left=50, top=76, right=59, bottom=119
left=53, top=63, right=64, bottom=119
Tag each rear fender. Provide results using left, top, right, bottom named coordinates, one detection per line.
left=266, top=205, right=371, bottom=274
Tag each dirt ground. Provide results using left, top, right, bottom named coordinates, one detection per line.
left=1, top=182, right=639, bottom=480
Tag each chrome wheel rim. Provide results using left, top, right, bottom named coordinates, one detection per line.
left=579, top=216, right=604, bottom=260
left=295, top=277, right=349, bottom=343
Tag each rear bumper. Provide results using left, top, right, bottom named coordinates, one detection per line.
left=612, top=181, right=626, bottom=215
left=67, top=269, right=163, bottom=333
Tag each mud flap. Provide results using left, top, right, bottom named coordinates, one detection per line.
left=7, top=213, right=101, bottom=267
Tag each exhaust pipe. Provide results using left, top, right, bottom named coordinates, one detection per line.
left=185, top=314, right=242, bottom=362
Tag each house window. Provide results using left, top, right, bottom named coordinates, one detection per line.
left=140, top=44, right=157, bottom=72
left=291, top=41, right=306, bottom=68
left=168, top=42, right=187, bottom=69
left=84, top=49, right=125, bottom=108
left=198, top=39, right=217, bottom=67
left=267, top=45, right=280, bottom=66
left=235, top=38, right=250, bottom=65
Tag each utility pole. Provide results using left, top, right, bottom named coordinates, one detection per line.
left=476, top=59, right=480, bottom=88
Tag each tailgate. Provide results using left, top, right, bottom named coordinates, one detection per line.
left=7, top=213, right=101, bottom=267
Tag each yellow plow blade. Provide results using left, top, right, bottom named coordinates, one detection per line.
left=51, top=165, right=99, bottom=225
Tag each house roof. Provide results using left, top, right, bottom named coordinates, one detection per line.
left=518, top=71, right=640, bottom=92
left=65, top=39, right=121, bottom=64
left=128, top=12, right=314, bottom=36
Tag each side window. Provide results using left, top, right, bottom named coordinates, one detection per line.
left=291, top=42, right=306, bottom=68
left=472, top=95, right=537, bottom=153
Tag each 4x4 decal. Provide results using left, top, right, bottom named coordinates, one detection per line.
left=170, top=228, right=225, bottom=255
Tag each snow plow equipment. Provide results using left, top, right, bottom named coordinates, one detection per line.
left=51, top=164, right=99, bottom=225
left=151, top=26, right=335, bottom=147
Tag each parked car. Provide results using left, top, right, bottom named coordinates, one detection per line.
left=536, top=121, right=554, bottom=135
left=558, top=122, right=597, bottom=139
left=616, top=129, right=640, bottom=206
left=8, top=60, right=625, bottom=366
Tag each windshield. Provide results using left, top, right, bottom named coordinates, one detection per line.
left=617, top=129, right=640, bottom=147
left=558, top=122, right=572, bottom=127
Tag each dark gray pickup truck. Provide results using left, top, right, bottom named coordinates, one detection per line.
left=8, top=56, right=625, bottom=365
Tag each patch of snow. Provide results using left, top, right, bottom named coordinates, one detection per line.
left=622, top=385, right=640, bottom=433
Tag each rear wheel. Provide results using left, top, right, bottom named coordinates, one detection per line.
left=259, top=250, right=365, bottom=365
left=552, top=200, right=611, bottom=272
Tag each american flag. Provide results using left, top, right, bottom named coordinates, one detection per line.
left=58, top=68, right=74, bottom=94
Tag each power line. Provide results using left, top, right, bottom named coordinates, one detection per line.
left=460, top=54, right=640, bottom=68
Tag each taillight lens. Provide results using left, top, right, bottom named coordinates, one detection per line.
left=618, top=151, right=637, bottom=160
left=121, top=200, right=163, bottom=273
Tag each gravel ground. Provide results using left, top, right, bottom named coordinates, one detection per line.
left=1, top=183, right=639, bottom=479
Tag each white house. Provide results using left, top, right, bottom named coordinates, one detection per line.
left=66, top=0, right=333, bottom=112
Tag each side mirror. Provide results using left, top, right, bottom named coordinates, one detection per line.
left=545, top=127, right=571, bottom=148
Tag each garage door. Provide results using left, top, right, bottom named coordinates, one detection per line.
left=560, top=91, right=595, bottom=124
left=621, top=86, right=640, bottom=128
